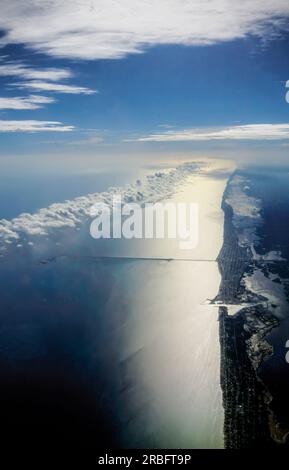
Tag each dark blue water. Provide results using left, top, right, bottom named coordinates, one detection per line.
left=0, top=253, right=124, bottom=448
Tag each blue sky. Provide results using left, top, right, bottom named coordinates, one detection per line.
left=0, top=1, right=289, bottom=163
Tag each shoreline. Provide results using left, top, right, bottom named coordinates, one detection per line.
left=216, top=173, right=279, bottom=448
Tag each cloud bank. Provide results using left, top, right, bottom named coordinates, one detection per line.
left=0, top=1, right=288, bottom=60
left=0, top=161, right=206, bottom=247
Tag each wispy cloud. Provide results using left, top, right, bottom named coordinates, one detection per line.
left=158, top=124, right=176, bottom=129
left=0, top=62, right=72, bottom=81
left=0, top=95, right=55, bottom=110
left=0, top=58, right=95, bottom=123
left=0, top=120, right=74, bottom=132
left=70, top=135, right=104, bottom=145
left=129, top=124, right=289, bottom=142
left=0, top=1, right=288, bottom=60
left=14, top=81, right=97, bottom=95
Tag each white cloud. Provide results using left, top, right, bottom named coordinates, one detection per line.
left=0, top=161, right=206, bottom=244
left=0, top=1, right=288, bottom=60
left=14, top=80, right=97, bottom=94
left=0, top=120, right=74, bottom=132
left=0, top=62, right=72, bottom=81
left=130, top=124, right=289, bottom=142
left=0, top=95, right=55, bottom=110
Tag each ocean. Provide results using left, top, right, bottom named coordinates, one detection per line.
left=0, top=160, right=232, bottom=448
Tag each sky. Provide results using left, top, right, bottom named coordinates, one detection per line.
left=0, top=0, right=289, bottom=168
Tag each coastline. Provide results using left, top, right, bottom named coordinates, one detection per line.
left=216, top=172, right=280, bottom=448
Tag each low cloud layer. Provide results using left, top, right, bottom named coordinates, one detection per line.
left=0, top=161, right=206, bottom=247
